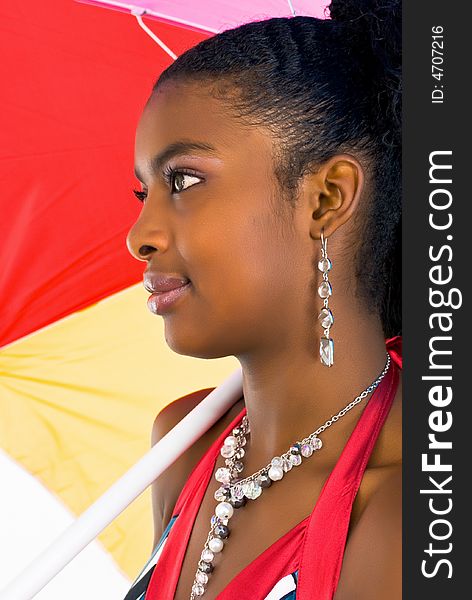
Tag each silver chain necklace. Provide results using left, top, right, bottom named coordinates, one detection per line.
left=189, top=352, right=391, bottom=598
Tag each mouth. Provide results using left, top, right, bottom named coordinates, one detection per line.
left=146, top=281, right=192, bottom=315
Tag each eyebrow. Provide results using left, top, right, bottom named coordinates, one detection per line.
left=134, top=140, right=220, bottom=182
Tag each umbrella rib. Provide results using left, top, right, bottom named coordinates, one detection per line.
left=132, top=11, right=178, bottom=61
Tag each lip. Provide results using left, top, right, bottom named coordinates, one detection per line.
left=146, top=282, right=191, bottom=314
left=143, top=273, right=190, bottom=294
left=144, top=272, right=191, bottom=314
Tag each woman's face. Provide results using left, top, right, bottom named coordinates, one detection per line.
left=127, top=81, right=316, bottom=359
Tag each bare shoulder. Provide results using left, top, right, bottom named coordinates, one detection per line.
left=334, top=463, right=402, bottom=600
left=150, top=389, right=244, bottom=549
left=150, top=388, right=214, bottom=548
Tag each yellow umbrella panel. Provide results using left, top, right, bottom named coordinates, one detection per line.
left=0, top=283, right=239, bottom=580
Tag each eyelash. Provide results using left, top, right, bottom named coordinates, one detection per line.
left=132, top=189, right=147, bottom=202
left=132, top=166, right=202, bottom=203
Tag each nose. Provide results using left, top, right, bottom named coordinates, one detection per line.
left=126, top=201, right=170, bottom=262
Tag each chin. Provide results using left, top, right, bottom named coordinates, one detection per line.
left=163, top=322, right=232, bottom=360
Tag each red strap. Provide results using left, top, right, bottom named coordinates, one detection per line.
left=296, top=350, right=400, bottom=599
left=146, top=337, right=402, bottom=599
left=145, top=405, right=248, bottom=599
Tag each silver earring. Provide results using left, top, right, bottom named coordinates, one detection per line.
left=317, top=229, right=334, bottom=367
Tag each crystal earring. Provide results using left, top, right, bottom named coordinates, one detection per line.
left=317, top=229, right=334, bottom=367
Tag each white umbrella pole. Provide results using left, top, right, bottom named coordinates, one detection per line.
left=0, top=367, right=243, bottom=600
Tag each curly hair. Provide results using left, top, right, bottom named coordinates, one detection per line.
left=150, top=0, right=402, bottom=338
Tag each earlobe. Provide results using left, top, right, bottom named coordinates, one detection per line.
left=307, top=154, right=365, bottom=240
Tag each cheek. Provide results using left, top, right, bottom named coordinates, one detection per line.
left=186, top=208, right=298, bottom=315
left=162, top=207, right=310, bottom=358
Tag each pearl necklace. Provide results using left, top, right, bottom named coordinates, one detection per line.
left=189, top=353, right=391, bottom=598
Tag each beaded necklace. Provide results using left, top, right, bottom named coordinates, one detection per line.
left=189, top=353, right=391, bottom=598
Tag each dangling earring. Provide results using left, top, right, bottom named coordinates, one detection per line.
left=317, top=229, right=334, bottom=367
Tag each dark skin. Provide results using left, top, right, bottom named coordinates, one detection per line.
left=127, top=81, right=402, bottom=599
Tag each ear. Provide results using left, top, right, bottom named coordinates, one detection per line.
left=300, top=154, right=365, bottom=240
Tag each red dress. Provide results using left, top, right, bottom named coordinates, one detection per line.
left=135, top=336, right=402, bottom=600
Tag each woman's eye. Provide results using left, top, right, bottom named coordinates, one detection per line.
left=164, top=167, right=202, bottom=194
left=132, top=169, right=202, bottom=204
left=172, top=172, right=201, bottom=193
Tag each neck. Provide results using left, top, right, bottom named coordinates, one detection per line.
left=235, top=307, right=389, bottom=472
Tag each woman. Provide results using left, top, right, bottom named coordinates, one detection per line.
left=125, top=0, right=402, bottom=598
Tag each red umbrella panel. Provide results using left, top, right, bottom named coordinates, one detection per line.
left=0, top=0, right=239, bottom=591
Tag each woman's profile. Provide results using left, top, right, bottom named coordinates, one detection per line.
left=124, top=0, right=402, bottom=598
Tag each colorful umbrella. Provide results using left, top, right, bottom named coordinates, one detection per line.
left=0, top=0, right=328, bottom=597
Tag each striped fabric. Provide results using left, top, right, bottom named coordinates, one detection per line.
left=123, top=514, right=298, bottom=600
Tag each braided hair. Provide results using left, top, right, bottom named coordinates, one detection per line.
left=150, top=0, right=402, bottom=338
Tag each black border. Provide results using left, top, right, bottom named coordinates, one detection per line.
left=403, top=1, right=470, bottom=596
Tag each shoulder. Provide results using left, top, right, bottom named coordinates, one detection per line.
left=150, top=389, right=245, bottom=549
left=150, top=388, right=216, bottom=548
left=151, top=387, right=216, bottom=446
left=334, top=463, right=402, bottom=600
